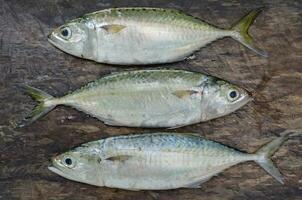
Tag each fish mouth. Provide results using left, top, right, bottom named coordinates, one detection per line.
left=48, top=164, right=73, bottom=180
left=48, top=156, right=64, bottom=176
left=237, top=95, right=253, bottom=108
left=47, top=34, right=68, bottom=53
left=228, top=95, right=252, bottom=113
left=47, top=34, right=57, bottom=46
left=48, top=163, right=82, bottom=184
left=48, top=165, right=63, bottom=175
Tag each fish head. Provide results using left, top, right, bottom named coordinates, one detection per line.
left=48, top=142, right=103, bottom=186
left=48, top=18, right=93, bottom=59
left=201, top=79, right=252, bottom=120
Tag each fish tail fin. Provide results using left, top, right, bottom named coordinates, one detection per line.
left=253, top=130, right=300, bottom=184
left=19, top=85, right=57, bottom=127
left=229, top=7, right=267, bottom=57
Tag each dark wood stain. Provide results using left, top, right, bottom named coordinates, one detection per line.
left=0, top=0, right=301, bottom=200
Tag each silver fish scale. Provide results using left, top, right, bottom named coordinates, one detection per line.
left=49, top=7, right=265, bottom=65
left=88, top=7, right=211, bottom=29
left=51, top=69, right=250, bottom=128
left=75, top=70, right=205, bottom=92
left=49, top=132, right=287, bottom=190
left=87, top=133, right=248, bottom=190
left=101, top=133, right=243, bottom=158
left=89, top=8, right=218, bottom=64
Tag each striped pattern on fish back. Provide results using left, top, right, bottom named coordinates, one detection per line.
left=73, top=70, right=206, bottom=93
left=101, top=133, right=243, bottom=158
left=86, top=7, right=214, bottom=30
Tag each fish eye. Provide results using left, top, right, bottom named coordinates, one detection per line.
left=227, top=89, right=240, bottom=102
left=60, top=27, right=71, bottom=39
left=62, top=156, right=76, bottom=168
left=65, top=158, right=72, bottom=165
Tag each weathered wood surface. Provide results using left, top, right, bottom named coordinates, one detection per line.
left=0, top=0, right=301, bottom=199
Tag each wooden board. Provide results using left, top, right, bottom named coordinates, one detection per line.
left=0, top=0, right=301, bottom=199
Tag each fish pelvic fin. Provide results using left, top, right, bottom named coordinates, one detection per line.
left=229, top=7, right=268, bottom=57
left=19, top=85, right=57, bottom=127
left=253, top=130, right=300, bottom=184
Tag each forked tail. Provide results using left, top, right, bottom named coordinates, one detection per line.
left=19, top=85, right=57, bottom=127
left=229, top=7, right=267, bottom=57
left=253, top=130, right=300, bottom=184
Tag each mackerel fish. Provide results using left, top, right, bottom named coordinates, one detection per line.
left=48, top=131, right=292, bottom=190
left=48, top=7, right=267, bottom=65
left=22, top=69, right=251, bottom=128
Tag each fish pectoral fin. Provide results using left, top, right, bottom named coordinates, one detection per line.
left=172, top=90, right=199, bottom=99
left=105, top=155, right=133, bottom=162
left=100, top=24, right=126, bottom=33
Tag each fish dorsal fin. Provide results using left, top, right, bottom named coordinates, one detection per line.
left=172, top=89, right=201, bottom=99
left=105, top=155, right=132, bottom=162
left=100, top=24, right=126, bottom=33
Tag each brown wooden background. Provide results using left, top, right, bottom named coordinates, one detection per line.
left=0, top=0, right=301, bottom=199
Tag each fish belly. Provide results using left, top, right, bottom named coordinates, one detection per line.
left=96, top=134, right=245, bottom=190
left=70, top=89, right=202, bottom=127
left=64, top=70, right=205, bottom=127
left=100, top=150, right=241, bottom=190
left=96, top=22, right=215, bottom=64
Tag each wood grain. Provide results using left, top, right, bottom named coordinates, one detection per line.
left=0, top=0, right=301, bottom=199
